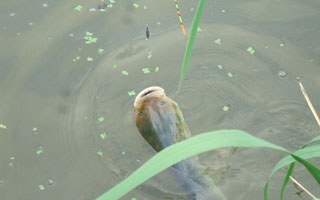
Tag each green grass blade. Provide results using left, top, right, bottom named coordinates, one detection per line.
left=290, top=154, right=320, bottom=185
left=178, top=0, right=206, bottom=92
left=264, top=144, right=320, bottom=200
left=97, top=130, right=289, bottom=200
left=305, top=135, right=320, bottom=147
left=280, top=162, right=295, bottom=200
left=97, top=131, right=320, bottom=200
left=264, top=182, right=269, bottom=200
left=281, top=135, right=320, bottom=199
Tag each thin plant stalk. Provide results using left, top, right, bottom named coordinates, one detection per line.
left=280, top=82, right=320, bottom=200
left=299, top=82, right=320, bottom=126
left=289, top=176, right=318, bottom=200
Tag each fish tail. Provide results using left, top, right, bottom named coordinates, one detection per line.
left=171, top=161, right=227, bottom=200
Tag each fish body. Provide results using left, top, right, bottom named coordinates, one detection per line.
left=134, top=86, right=226, bottom=200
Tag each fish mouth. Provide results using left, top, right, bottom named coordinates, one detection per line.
left=134, top=86, right=165, bottom=108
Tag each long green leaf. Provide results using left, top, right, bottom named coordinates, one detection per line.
left=280, top=162, right=295, bottom=200
left=97, top=130, right=288, bottom=200
left=178, top=0, right=206, bottom=92
left=280, top=135, right=320, bottom=200
left=305, top=135, right=320, bottom=147
left=291, top=154, right=320, bottom=185
left=264, top=144, right=320, bottom=200
left=97, top=130, right=320, bottom=200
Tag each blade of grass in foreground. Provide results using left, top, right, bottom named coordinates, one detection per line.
left=97, top=130, right=290, bottom=200
left=280, top=162, right=295, bottom=200
left=305, top=135, right=320, bottom=146
left=291, top=154, right=320, bottom=184
left=97, top=131, right=320, bottom=200
left=280, top=135, right=320, bottom=200
left=279, top=83, right=320, bottom=199
left=178, top=0, right=206, bottom=92
left=264, top=144, right=320, bottom=200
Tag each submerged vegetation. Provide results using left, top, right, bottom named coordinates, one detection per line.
left=97, top=0, right=320, bottom=199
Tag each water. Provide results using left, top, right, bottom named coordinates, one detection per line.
left=0, top=0, right=319, bottom=199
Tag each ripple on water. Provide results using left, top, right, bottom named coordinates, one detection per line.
left=59, top=28, right=198, bottom=197
left=60, top=23, right=319, bottom=199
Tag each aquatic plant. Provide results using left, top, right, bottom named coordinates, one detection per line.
left=178, top=0, right=205, bottom=92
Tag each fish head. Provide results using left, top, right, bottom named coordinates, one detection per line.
left=134, top=86, right=173, bottom=151
left=134, top=86, right=190, bottom=152
left=134, top=86, right=167, bottom=122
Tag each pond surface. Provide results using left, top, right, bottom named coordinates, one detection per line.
left=0, top=0, right=320, bottom=199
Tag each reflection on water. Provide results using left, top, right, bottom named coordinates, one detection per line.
left=0, top=0, right=319, bottom=199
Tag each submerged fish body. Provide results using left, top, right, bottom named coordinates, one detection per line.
left=134, top=86, right=226, bottom=200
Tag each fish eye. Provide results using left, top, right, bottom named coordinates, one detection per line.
left=159, top=101, right=166, bottom=105
left=139, top=111, right=144, bottom=116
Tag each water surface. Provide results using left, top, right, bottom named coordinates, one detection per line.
left=0, top=0, right=320, bottom=199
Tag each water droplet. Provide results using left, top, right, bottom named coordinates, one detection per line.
left=42, top=3, right=48, bottom=8
left=28, top=22, right=33, bottom=26
left=9, top=13, right=15, bottom=17
left=295, top=76, right=301, bottom=81
left=278, top=71, right=287, bottom=77
left=48, top=179, right=54, bottom=185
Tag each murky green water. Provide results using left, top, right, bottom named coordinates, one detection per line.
left=1, top=0, right=320, bottom=199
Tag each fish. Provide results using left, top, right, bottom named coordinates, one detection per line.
left=134, top=86, right=227, bottom=200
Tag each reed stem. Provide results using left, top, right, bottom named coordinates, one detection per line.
left=289, top=176, right=318, bottom=200
left=299, top=82, right=320, bottom=127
